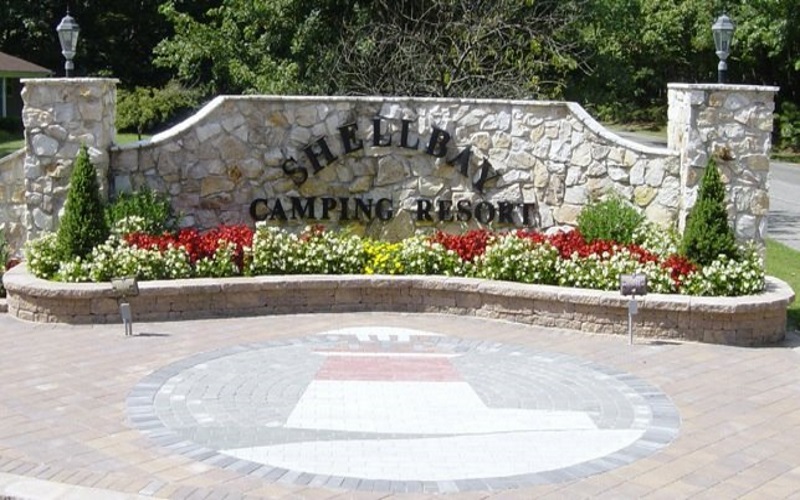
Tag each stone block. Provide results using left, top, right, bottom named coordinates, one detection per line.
left=570, top=142, right=592, bottom=167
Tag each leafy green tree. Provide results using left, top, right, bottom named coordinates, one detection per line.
left=3, top=0, right=800, bottom=147
left=569, top=0, right=800, bottom=124
left=734, top=0, right=800, bottom=102
left=153, top=0, right=357, bottom=95
left=116, top=80, right=202, bottom=139
left=681, top=158, right=738, bottom=266
left=569, top=0, right=716, bottom=122
left=329, top=0, right=586, bottom=99
left=56, top=145, right=109, bottom=260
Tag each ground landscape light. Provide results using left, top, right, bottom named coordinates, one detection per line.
left=56, top=10, right=80, bottom=77
left=712, top=13, right=736, bottom=84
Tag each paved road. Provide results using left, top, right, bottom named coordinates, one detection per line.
left=768, top=161, right=800, bottom=251
left=616, top=130, right=800, bottom=251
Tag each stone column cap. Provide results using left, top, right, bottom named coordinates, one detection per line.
left=20, top=77, right=119, bottom=84
left=668, top=82, right=779, bottom=93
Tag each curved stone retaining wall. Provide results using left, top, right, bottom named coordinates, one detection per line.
left=3, top=265, right=793, bottom=346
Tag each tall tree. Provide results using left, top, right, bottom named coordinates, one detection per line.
left=154, top=0, right=587, bottom=99
left=328, top=0, right=587, bottom=99
left=568, top=0, right=716, bottom=121
left=569, top=0, right=800, bottom=122
left=734, top=0, right=800, bottom=102
left=153, top=0, right=358, bottom=95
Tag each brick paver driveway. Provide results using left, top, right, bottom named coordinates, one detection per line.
left=0, top=312, right=798, bottom=499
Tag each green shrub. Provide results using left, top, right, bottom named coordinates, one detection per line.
left=56, top=145, right=109, bottom=260
left=106, top=188, right=176, bottom=235
left=681, top=159, right=737, bottom=266
left=116, top=81, right=202, bottom=139
left=577, top=196, right=644, bottom=244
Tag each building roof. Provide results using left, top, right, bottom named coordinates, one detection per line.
left=0, top=51, right=51, bottom=77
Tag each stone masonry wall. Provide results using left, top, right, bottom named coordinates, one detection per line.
left=20, top=78, right=117, bottom=244
left=111, top=96, right=679, bottom=240
left=668, top=84, right=778, bottom=240
left=0, top=148, right=26, bottom=256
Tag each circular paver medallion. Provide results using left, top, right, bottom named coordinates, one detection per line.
left=127, top=327, right=680, bottom=493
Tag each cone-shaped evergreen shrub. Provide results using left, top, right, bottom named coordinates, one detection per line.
left=680, top=158, right=737, bottom=266
left=56, top=145, right=109, bottom=259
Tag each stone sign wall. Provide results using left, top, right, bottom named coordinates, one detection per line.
left=0, top=79, right=779, bottom=255
left=111, top=95, right=682, bottom=241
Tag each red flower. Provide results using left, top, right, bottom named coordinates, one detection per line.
left=124, top=225, right=254, bottom=273
left=661, top=254, right=698, bottom=289
left=430, top=229, right=492, bottom=262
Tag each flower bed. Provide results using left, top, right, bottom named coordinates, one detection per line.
left=8, top=220, right=793, bottom=346
left=24, top=221, right=766, bottom=297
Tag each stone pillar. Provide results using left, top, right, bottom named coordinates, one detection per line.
left=667, top=83, right=778, bottom=243
left=20, top=78, right=117, bottom=242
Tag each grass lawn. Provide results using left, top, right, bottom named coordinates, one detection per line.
left=771, top=151, right=800, bottom=163
left=117, top=132, right=149, bottom=144
left=766, top=238, right=800, bottom=330
left=0, top=132, right=148, bottom=159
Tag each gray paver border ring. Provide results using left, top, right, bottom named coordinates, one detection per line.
left=126, top=331, right=681, bottom=494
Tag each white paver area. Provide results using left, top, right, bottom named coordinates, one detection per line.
left=128, top=326, right=680, bottom=492
left=222, top=429, right=644, bottom=481
left=283, top=380, right=598, bottom=434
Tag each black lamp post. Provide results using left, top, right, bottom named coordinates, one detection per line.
left=712, top=13, right=735, bottom=84
left=56, top=10, right=80, bottom=77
